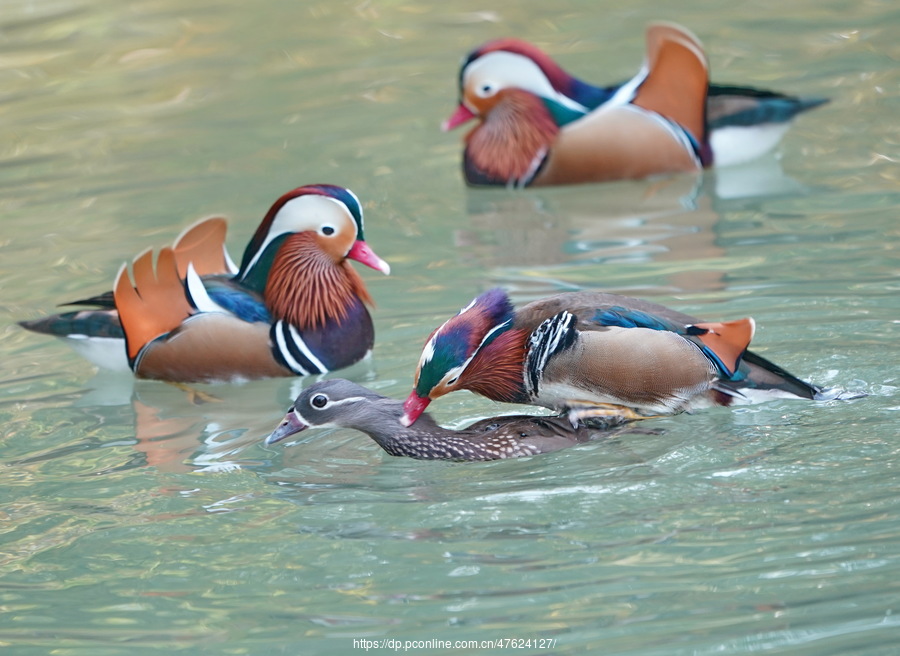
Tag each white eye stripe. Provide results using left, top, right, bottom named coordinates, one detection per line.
left=327, top=395, right=369, bottom=406
left=459, top=298, right=478, bottom=314
left=477, top=318, right=511, bottom=350
left=291, top=406, right=311, bottom=425
left=475, top=81, right=497, bottom=97
left=464, top=51, right=587, bottom=113
left=444, top=365, right=464, bottom=384
left=240, top=195, right=356, bottom=278
left=307, top=394, right=369, bottom=409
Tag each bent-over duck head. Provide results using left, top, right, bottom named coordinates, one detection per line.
left=401, top=288, right=519, bottom=426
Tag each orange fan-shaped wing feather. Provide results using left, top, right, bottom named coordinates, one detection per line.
left=171, top=216, right=231, bottom=278
left=114, top=247, right=194, bottom=362
left=634, top=22, right=709, bottom=146
left=691, top=317, right=756, bottom=377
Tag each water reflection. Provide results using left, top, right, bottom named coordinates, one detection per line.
left=457, top=158, right=810, bottom=297
left=16, top=373, right=308, bottom=475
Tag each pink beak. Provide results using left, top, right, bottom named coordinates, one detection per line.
left=347, top=240, right=391, bottom=275
left=400, top=392, right=431, bottom=427
left=442, top=103, right=477, bottom=132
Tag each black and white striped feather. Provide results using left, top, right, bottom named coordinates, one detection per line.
left=524, top=311, right=578, bottom=397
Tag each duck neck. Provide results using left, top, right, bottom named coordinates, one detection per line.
left=262, top=233, right=372, bottom=331
left=465, top=90, right=559, bottom=186
left=461, top=328, right=529, bottom=403
left=345, top=403, right=470, bottom=459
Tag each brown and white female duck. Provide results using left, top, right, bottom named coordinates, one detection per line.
left=266, top=378, right=627, bottom=461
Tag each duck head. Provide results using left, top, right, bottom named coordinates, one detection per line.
left=236, top=184, right=390, bottom=329
left=265, top=379, right=393, bottom=445
left=444, top=38, right=590, bottom=132
left=401, top=288, right=518, bottom=426
left=443, top=41, right=599, bottom=186
left=238, top=184, right=390, bottom=280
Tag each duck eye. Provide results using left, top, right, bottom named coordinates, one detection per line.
left=477, top=82, right=496, bottom=98
left=321, top=226, right=336, bottom=236
left=311, top=394, right=328, bottom=409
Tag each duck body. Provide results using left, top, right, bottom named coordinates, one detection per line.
left=401, top=288, right=838, bottom=426
left=448, top=22, right=710, bottom=187
left=266, top=379, right=624, bottom=461
left=19, top=184, right=391, bottom=383
left=446, top=24, right=827, bottom=186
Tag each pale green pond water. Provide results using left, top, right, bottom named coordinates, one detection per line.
left=1, top=0, right=899, bottom=654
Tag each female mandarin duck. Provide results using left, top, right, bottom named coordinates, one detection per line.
left=266, top=379, right=629, bottom=461
left=19, top=184, right=391, bottom=383
left=401, top=289, right=845, bottom=427
left=445, top=22, right=827, bottom=187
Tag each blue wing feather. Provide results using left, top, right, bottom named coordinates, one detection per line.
left=594, top=307, right=677, bottom=332
left=202, top=278, right=271, bottom=323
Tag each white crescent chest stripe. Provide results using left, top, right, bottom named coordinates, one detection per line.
left=272, top=321, right=329, bottom=375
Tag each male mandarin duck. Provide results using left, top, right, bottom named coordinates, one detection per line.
left=400, top=288, right=845, bottom=427
left=18, top=184, right=391, bottom=383
left=445, top=22, right=828, bottom=187
left=266, top=378, right=629, bottom=461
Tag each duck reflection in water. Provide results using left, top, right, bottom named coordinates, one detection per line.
left=455, top=155, right=811, bottom=297
left=56, top=373, right=314, bottom=474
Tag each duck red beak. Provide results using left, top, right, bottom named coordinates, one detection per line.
left=442, top=103, right=477, bottom=132
left=400, top=392, right=431, bottom=427
left=265, top=410, right=309, bottom=445
left=347, top=240, right=391, bottom=275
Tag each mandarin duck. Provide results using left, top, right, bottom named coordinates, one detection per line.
left=266, top=378, right=629, bottom=461
left=445, top=22, right=827, bottom=187
left=400, top=289, right=845, bottom=427
left=19, top=184, right=390, bottom=383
